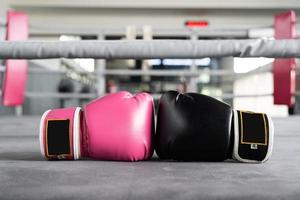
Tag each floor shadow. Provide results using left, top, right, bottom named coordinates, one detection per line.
left=0, top=151, right=44, bottom=161
left=149, top=157, right=242, bottom=164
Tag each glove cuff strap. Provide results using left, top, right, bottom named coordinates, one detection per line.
left=39, top=107, right=82, bottom=160
left=232, top=110, right=274, bottom=163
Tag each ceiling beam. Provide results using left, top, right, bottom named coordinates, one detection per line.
left=9, top=0, right=300, bottom=10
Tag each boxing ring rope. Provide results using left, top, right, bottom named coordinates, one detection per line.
left=20, top=22, right=300, bottom=38
left=23, top=92, right=274, bottom=100
left=0, top=65, right=271, bottom=76
left=20, top=91, right=297, bottom=100
left=0, top=39, right=299, bottom=59
left=0, top=90, right=276, bottom=100
left=0, top=71, right=278, bottom=100
left=0, top=39, right=299, bottom=102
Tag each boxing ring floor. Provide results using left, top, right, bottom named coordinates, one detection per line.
left=0, top=116, right=299, bottom=200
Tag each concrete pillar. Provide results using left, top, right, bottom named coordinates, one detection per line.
left=142, top=25, right=152, bottom=83
left=218, top=57, right=234, bottom=105
left=188, top=34, right=198, bottom=93
left=96, top=34, right=106, bottom=96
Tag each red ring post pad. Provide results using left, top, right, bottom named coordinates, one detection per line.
left=39, top=107, right=82, bottom=160
left=2, top=10, right=28, bottom=106
left=273, top=10, right=297, bottom=107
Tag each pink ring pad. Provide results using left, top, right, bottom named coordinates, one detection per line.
left=2, top=10, right=28, bottom=106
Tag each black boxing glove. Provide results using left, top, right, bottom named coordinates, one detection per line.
left=155, top=91, right=274, bottom=163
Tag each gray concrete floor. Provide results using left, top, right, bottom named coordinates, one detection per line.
left=0, top=116, right=299, bottom=200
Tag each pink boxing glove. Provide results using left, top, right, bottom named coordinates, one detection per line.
left=39, top=91, right=154, bottom=161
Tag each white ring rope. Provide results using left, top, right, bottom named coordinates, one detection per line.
left=1, top=90, right=299, bottom=100
left=0, top=67, right=270, bottom=77
left=0, top=39, right=299, bottom=59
